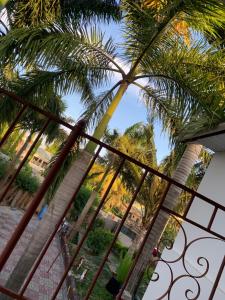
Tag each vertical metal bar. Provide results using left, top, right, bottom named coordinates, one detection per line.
left=51, top=158, right=125, bottom=300
left=0, top=120, right=85, bottom=271
left=0, top=119, right=51, bottom=203
left=116, top=181, right=172, bottom=299
left=20, top=145, right=102, bottom=296
left=0, top=105, right=27, bottom=148
left=208, top=255, right=225, bottom=300
left=207, top=207, right=218, bottom=230
left=84, top=169, right=148, bottom=300
left=183, top=193, right=195, bottom=218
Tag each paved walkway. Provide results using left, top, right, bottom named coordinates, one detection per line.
left=0, top=206, right=67, bottom=300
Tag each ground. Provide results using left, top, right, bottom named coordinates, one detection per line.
left=0, top=206, right=67, bottom=300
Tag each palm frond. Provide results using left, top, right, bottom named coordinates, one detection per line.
left=80, top=81, right=122, bottom=129
left=122, top=0, right=225, bottom=66
left=61, top=0, right=121, bottom=24
left=6, top=0, right=121, bottom=28
left=0, top=22, right=120, bottom=77
left=135, top=40, right=225, bottom=141
left=9, top=69, right=94, bottom=105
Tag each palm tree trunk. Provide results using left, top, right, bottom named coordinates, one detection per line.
left=69, top=155, right=114, bottom=241
left=86, top=82, right=128, bottom=153
left=3, top=83, right=128, bottom=294
left=126, top=143, right=202, bottom=295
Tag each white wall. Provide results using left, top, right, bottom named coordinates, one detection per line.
left=143, top=153, right=225, bottom=300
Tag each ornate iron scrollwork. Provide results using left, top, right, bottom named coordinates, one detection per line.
left=148, top=215, right=225, bottom=300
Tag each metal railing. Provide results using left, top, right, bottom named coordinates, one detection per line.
left=0, top=88, right=224, bottom=300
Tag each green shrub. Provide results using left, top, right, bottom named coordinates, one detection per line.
left=93, top=218, right=105, bottom=230
left=112, top=241, right=128, bottom=257
left=86, top=227, right=114, bottom=255
left=70, top=186, right=92, bottom=222
left=116, top=253, right=133, bottom=284
left=15, top=164, right=40, bottom=193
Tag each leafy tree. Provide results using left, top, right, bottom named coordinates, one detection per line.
left=86, top=227, right=114, bottom=255
left=15, top=164, right=40, bottom=193
left=45, top=128, right=68, bottom=155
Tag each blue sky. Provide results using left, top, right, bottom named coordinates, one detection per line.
left=63, top=22, right=171, bottom=163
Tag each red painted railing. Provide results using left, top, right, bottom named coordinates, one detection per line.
left=0, top=88, right=224, bottom=300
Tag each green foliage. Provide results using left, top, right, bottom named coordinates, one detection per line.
left=45, top=128, right=68, bottom=155
left=70, top=186, right=92, bottom=222
left=111, top=206, right=123, bottom=218
left=15, top=164, right=40, bottom=193
left=112, top=241, right=128, bottom=258
left=116, top=253, right=133, bottom=284
left=5, top=0, right=120, bottom=28
left=46, top=140, right=61, bottom=155
left=92, top=218, right=105, bottom=230
left=0, top=157, right=8, bottom=179
left=1, top=0, right=225, bottom=142
left=86, top=227, right=114, bottom=255
left=0, top=0, right=8, bottom=6
left=1, top=129, right=24, bottom=158
left=74, top=248, right=113, bottom=300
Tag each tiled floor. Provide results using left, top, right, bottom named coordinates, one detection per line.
left=0, top=206, right=67, bottom=299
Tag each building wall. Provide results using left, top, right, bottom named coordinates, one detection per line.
left=143, top=152, right=225, bottom=300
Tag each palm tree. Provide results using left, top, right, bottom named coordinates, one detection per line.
left=0, top=0, right=8, bottom=10
left=105, top=123, right=178, bottom=250
left=0, top=92, right=67, bottom=184
left=108, top=123, right=160, bottom=225
left=15, top=94, right=66, bottom=159
left=3, top=0, right=120, bottom=29
left=1, top=0, right=225, bottom=294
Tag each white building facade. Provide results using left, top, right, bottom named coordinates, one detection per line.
left=143, top=127, right=225, bottom=300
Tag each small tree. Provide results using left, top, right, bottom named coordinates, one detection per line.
left=86, top=227, right=114, bottom=255
left=15, top=164, right=40, bottom=194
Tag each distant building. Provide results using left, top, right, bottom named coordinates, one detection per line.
left=29, top=148, right=52, bottom=180
left=99, top=205, right=143, bottom=248
left=15, top=131, right=52, bottom=180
